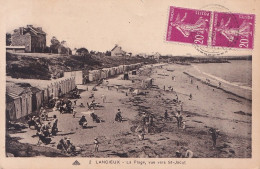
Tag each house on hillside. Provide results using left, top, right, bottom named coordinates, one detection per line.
left=58, top=41, right=71, bottom=55
left=111, top=45, right=126, bottom=57
left=150, top=52, right=161, bottom=59
left=11, top=25, right=46, bottom=53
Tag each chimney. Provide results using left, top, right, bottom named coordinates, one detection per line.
left=19, top=27, right=24, bottom=35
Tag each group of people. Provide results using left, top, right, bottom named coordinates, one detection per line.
left=56, top=99, right=73, bottom=114
left=57, top=137, right=77, bottom=154
left=27, top=107, right=59, bottom=145
left=164, top=109, right=185, bottom=130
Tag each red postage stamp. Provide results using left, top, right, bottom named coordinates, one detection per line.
left=166, top=6, right=211, bottom=46
left=211, top=12, right=255, bottom=49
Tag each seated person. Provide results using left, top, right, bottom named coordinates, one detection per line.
left=79, top=115, right=87, bottom=125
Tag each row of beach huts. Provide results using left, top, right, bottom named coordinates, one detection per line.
left=6, top=77, right=76, bottom=121
left=88, top=63, right=143, bottom=82
left=6, top=63, right=143, bottom=121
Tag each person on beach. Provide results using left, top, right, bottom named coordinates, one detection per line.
left=41, top=122, right=51, bottom=137
left=176, top=150, right=182, bottom=158
left=164, top=110, right=169, bottom=120
left=138, top=129, right=145, bottom=141
left=197, top=85, right=199, bottom=90
left=101, top=94, right=106, bottom=103
left=65, top=138, right=76, bottom=154
left=115, top=109, right=123, bottom=122
left=209, top=128, right=220, bottom=148
left=189, top=94, right=192, bottom=100
left=79, top=103, right=85, bottom=107
left=183, top=147, right=193, bottom=158
left=219, top=82, right=221, bottom=88
left=175, top=111, right=183, bottom=129
left=79, top=115, right=87, bottom=126
left=94, top=138, right=99, bottom=152
left=180, top=102, right=183, bottom=112
left=73, top=109, right=77, bottom=118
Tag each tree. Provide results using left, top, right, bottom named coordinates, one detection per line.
left=50, top=36, right=60, bottom=53
left=6, top=33, right=11, bottom=46
left=76, top=48, right=89, bottom=56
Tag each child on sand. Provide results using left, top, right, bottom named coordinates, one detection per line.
left=94, top=138, right=99, bottom=152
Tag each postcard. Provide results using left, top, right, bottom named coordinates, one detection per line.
left=0, top=0, right=259, bottom=169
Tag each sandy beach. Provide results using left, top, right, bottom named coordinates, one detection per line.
left=9, top=63, right=252, bottom=158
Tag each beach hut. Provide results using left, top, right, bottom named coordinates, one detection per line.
left=6, top=85, right=32, bottom=119
left=30, top=86, right=43, bottom=112
left=6, top=93, right=21, bottom=121
left=75, top=71, right=83, bottom=84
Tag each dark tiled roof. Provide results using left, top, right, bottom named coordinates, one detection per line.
left=6, top=84, right=31, bottom=96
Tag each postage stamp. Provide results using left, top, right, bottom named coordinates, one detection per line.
left=166, top=6, right=211, bottom=46
left=211, top=12, right=255, bottom=49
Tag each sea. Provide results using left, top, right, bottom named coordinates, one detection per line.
left=192, top=60, right=252, bottom=90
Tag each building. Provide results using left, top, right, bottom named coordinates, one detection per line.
left=11, top=25, right=46, bottom=53
left=111, top=45, right=126, bottom=57
left=6, top=84, right=32, bottom=120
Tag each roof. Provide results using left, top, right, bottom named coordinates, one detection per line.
left=27, top=25, right=46, bottom=35
left=30, top=86, right=42, bottom=94
left=111, top=45, right=120, bottom=51
left=15, top=25, right=46, bottom=36
left=6, top=84, right=31, bottom=96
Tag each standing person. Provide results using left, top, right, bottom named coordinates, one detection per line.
left=180, top=102, right=183, bottom=112
left=101, top=94, right=106, bottom=103
left=94, top=138, right=99, bottom=152
left=58, top=87, right=62, bottom=98
left=73, top=109, right=77, bottom=118
left=74, top=99, right=77, bottom=106
left=190, top=78, right=193, bottom=84
left=164, top=110, right=169, bottom=120
left=197, top=85, right=199, bottom=90
left=209, top=128, right=220, bottom=148
left=219, top=82, right=221, bottom=88
left=175, top=111, right=183, bottom=129
left=189, top=93, right=192, bottom=100
left=163, top=85, right=165, bottom=91
left=51, top=115, right=58, bottom=135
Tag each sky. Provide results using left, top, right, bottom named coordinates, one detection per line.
left=3, top=0, right=254, bottom=56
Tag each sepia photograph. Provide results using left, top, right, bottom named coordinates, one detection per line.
left=1, top=0, right=259, bottom=167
